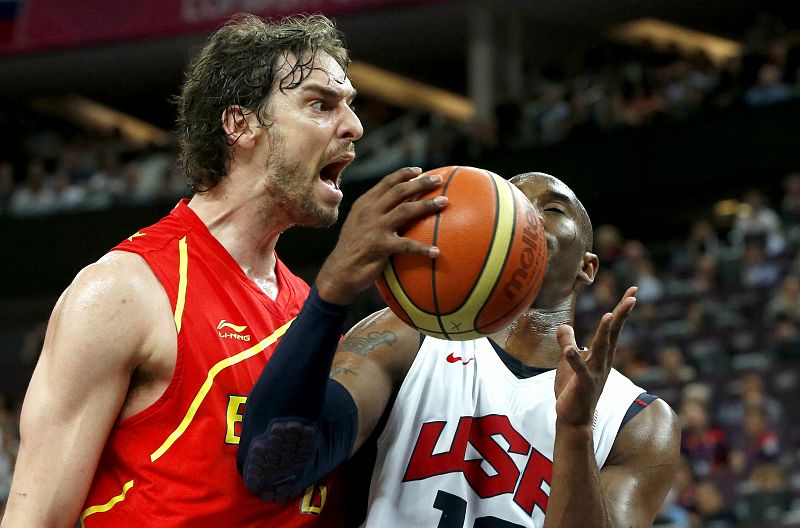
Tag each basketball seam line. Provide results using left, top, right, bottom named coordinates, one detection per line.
left=432, top=166, right=460, bottom=339
left=477, top=177, right=522, bottom=331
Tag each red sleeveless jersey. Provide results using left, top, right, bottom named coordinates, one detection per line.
left=80, top=200, right=345, bottom=527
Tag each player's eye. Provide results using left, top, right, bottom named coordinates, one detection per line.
left=545, top=206, right=565, bottom=214
left=311, top=100, right=329, bottom=111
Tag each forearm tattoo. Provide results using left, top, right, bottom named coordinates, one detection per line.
left=330, top=366, right=356, bottom=378
left=341, top=331, right=397, bottom=357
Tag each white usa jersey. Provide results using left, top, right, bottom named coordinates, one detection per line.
left=363, top=336, right=644, bottom=528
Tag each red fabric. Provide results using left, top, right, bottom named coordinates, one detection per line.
left=82, top=200, right=344, bottom=527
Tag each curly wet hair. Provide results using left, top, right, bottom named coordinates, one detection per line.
left=176, top=13, right=349, bottom=193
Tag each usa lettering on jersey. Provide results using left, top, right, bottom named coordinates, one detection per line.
left=404, top=414, right=553, bottom=518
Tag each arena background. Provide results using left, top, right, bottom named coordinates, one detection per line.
left=1, top=0, right=799, bottom=525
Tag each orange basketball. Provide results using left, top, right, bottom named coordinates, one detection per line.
left=375, top=166, right=547, bottom=340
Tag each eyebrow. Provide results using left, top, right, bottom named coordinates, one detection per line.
left=543, top=189, right=575, bottom=206
left=300, top=83, right=357, bottom=103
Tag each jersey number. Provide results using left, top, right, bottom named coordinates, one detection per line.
left=434, top=490, right=524, bottom=528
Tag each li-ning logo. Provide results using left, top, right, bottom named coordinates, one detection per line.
left=217, top=320, right=251, bottom=341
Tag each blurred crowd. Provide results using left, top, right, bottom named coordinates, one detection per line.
left=2, top=13, right=798, bottom=218
left=497, top=11, right=800, bottom=149
left=0, top=111, right=186, bottom=217
left=566, top=175, right=800, bottom=527
left=352, top=11, right=800, bottom=176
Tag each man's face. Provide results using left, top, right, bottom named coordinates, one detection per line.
left=258, top=51, right=363, bottom=227
left=511, top=173, right=591, bottom=303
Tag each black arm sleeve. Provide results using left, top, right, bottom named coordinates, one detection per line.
left=237, top=285, right=358, bottom=502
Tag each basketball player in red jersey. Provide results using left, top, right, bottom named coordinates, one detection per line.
left=239, top=172, right=681, bottom=527
left=2, top=14, right=445, bottom=528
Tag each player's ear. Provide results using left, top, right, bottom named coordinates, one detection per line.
left=222, top=105, right=257, bottom=149
left=575, top=252, right=598, bottom=287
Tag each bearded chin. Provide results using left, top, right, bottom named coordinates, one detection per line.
left=264, top=126, right=340, bottom=227
left=264, top=175, right=338, bottom=228
left=299, top=199, right=338, bottom=228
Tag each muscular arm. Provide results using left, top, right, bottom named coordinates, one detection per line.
left=329, top=309, right=420, bottom=451
left=545, top=399, right=680, bottom=528
left=237, top=291, right=419, bottom=501
left=2, top=253, right=167, bottom=528
left=602, top=399, right=681, bottom=526
left=545, top=288, right=680, bottom=527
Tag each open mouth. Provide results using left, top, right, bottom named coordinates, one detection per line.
left=319, top=155, right=354, bottom=190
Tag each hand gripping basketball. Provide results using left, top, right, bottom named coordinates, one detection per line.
left=375, top=166, right=548, bottom=340
left=316, top=167, right=447, bottom=305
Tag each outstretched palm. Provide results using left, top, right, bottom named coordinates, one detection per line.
left=554, top=287, right=637, bottom=427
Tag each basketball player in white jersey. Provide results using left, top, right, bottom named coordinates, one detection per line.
left=238, top=172, right=681, bottom=527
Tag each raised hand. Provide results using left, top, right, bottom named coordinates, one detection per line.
left=316, top=167, right=447, bottom=305
left=553, top=287, right=637, bottom=427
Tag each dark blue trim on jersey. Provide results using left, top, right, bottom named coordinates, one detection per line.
left=486, top=337, right=554, bottom=378
left=484, top=338, right=659, bottom=432
left=620, top=392, right=659, bottom=430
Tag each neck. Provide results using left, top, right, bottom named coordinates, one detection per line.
left=187, top=180, right=292, bottom=287
left=490, top=296, right=576, bottom=368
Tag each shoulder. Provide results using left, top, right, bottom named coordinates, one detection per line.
left=50, top=251, right=169, bottom=368
left=607, top=397, right=680, bottom=467
left=71, top=251, right=164, bottom=306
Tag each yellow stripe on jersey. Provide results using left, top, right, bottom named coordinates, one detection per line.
left=79, top=479, right=134, bottom=527
left=150, top=318, right=295, bottom=462
left=173, top=236, right=188, bottom=334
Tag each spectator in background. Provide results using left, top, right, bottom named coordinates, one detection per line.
left=85, top=151, right=126, bottom=209
left=527, top=82, right=572, bottom=144
left=594, top=224, right=625, bottom=265
left=729, top=190, right=785, bottom=257
left=611, top=240, right=664, bottom=303
left=631, top=258, right=664, bottom=303
left=52, top=169, right=87, bottom=213
left=637, top=344, right=696, bottom=386
left=729, top=404, right=781, bottom=476
left=8, top=158, right=56, bottom=217
left=737, top=463, right=792, bottom=525
left=692, top=254, right=720, bottom=295
left=744, top=62, right=796, bottom=106
left=765, top=274, right=800, bottom=324
left=770, top=313, right=800, bottom=362
left=680, top=397, right=729, bottom=478
left=721, top=372, right=783, bottom=428
left=677, top=220, right=722, bottom=273
left=739, top=240, right=782, bottom=288
left=694, top=479, right=737, bottom=528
